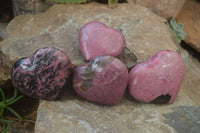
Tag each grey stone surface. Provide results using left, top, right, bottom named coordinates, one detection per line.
left=1, top=2, right=198, bottom=132
left=0, top=64, right=11, bottom=88
left=0, top=2, right=178, bottom=67
left=0, top=24, right=10, bottom=88
left=0, top=23, right=9, bottom=39
left=132, top=0, right=186, bottom=20
left=163, top=106, right=200, bottom=133
left=12, top=0, right=52, bottom=17
left=177, top=0, right=200, bottom=53
left=0, top=2, right=178, bottom=88
left=35, top=44, right=200, bottom=133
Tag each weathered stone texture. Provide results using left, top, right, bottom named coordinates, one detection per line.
left=0, top=2, right=195, bottom=132
left=133, top=0, right=186, bottom=20
left=12, top=0, right=52, bottom=17
left=0, top=2, right=178, bottom=88
left=177, top=0, right=200, bottom=52
left=0, top=2, right=178, bottom=67
left=35, top=45, right=200, bottom=133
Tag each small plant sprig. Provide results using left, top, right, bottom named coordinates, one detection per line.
left=108, top=0, right=119, bottom=8
left=0, top=88, right=24, bottom=133
left=0, top=119, right=15, bottom=133
left=45, top=0, right=92, bottom=4
left=45, top=0, right=119, bottom=8
left=167, top=18, right=186, bottom=43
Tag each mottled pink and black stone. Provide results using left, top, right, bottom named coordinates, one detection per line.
left=12, top=47, right=72, bottom=100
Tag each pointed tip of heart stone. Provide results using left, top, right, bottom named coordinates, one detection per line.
left=79, top=21, right=126, bottom=61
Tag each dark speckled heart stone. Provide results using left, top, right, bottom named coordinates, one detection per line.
left=12, top=47, right=72, bottom=100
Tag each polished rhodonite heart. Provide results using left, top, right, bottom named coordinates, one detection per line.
left=79, top=21, right=126, bottom=61
left=128, top=50, right=185, bottom=104
left=12, top=47, right=72, bottom=100
left=73, top=56, right=128, bottom=105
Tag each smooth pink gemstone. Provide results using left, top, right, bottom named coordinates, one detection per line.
left=128, top=50, right=185, bottom=104
left=79, top=21, right=126, bottom=61
left=73, top=56, right=128, bottom=105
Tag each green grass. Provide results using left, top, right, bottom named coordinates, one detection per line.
left=0, top=88, right=24, bottom=133
left=45, top=0, right=119, bottom=8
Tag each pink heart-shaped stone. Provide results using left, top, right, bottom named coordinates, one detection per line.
left=73, top=56, right=128, bottom=105
left=12, top=47, right=72, bottom=100
left=79, top=21, right=126, bottom=61
left=128, top=50, right=185, bottom=104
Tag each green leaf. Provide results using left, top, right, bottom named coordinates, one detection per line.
left=0, top=88, right=23, bottom=132
left=0, top=108, right=4, bottom=117
left=45, top=0, right=91, bottom=4
left=0, top=119, right=16, bottom=123
left=6, top=107, right=23, bottom=120
left=167, top=18, right=186, bottom=43
left=6, top=95, right=24, bottom=106
left=0, top=101, right=5, bottom=108
left=0, top=119, right=16, bottom=133
left=108, top=0, right=119, bottom=8
left=0, top=88, right=6, bottom=104
left=2, top=123, right=11, bottom=133
left=5, top=88, right=18, bottom=103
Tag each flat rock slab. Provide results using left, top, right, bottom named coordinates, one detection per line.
left=12, top=0, right=52, bottom=17
left=163, top=106, right=200, bottom=133
left=177, top=0, right=200, bottom=52
left=0, top=36, right=11, bottom=88
left=0, top=2, right=178, bottom=88
left=0, top=22, right=9, bottom=39
left=0, top=2, right=178, bottom=68
left=0, top=2, right=185, bottom=132
left=133, top=0, right=186, bottom=20
left=35, top=45, right=200, bottom=133
left=0, top=65, right=11, bottom=88
left=180, top=44, right=200, bottom=106
left=36, top=99, right=196, bottom=133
